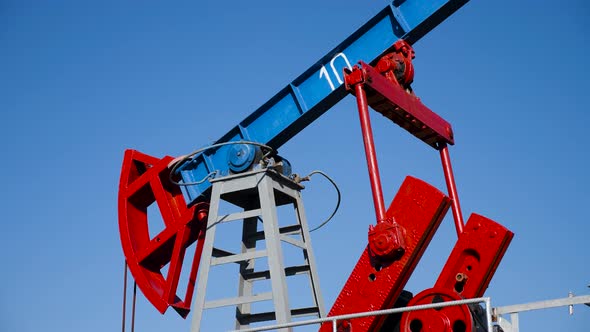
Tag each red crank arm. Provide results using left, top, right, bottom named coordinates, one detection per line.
left=320, top=176, right=451, bottom=332
left=434, top=214, right=513, bottom=298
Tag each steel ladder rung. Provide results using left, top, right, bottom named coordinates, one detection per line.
left=216, top=208, right=262, bottom=224
left=211, top=249, right=268, bottom=266
left=249, top=224, right=302, bottom=242
left=204, top=292, right=273, bottom=310
left=237, top=306, right=321, bottom=325
left=242, top=264, right=311, bottom=282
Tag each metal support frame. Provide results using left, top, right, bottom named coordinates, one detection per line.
left=190, top=169, right=324, bottom=331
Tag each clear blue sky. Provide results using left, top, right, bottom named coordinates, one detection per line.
left=1, top=1, right=588, bottom=331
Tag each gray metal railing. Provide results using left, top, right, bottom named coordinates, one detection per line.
left=231, top=297, right=493, bottom=332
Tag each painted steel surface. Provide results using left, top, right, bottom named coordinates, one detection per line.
left=439, top=144, right=465, bottom=236
left=177, top=0, right=470, bottom=204
left=433, top=214, right=513, bottom=299
left=319, top=176, right=451, bottom=332
left=118, top=149, right=209, bottom=317
left=353, top=82, right=388, bottom=224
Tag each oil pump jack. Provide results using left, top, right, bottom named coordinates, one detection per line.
left=118, top=1, right=517, bottom=331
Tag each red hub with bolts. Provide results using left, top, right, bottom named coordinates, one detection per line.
left=118, top=149, right=209, bottom=317
left=376, top=39, right=415, bottom=89
left=400, top=288, right=475, bottom=332
left=368, top=220, right=406, bottom=261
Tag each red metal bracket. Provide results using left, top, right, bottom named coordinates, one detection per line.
left=376, top=40, right=415, bottom=89
left=320, top=176, right=451, bottom=332
left=118, top=149, right=209, bottom=318
left=345, top=61, right=454, bottom=149
left=400, top=214, right=514, bottom=331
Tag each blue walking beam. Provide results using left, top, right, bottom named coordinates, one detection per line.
left=177, top=0, right=470, bottom=204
